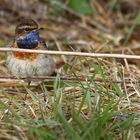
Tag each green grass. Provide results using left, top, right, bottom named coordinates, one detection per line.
left=124, top=11, right=140, bottom=45
left=0, top=57, right=140, bottom=140
left=44, top=0, right=93, bottom=16
left=1, top=0, right=140, bottom=139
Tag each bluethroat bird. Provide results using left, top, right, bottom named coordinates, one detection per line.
left=6, top=19, right=55, bottom=78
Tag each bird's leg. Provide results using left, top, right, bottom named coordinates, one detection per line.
left=27, top=81, right=31, bottom=88
left=43, top=87, right=47, bottom=102
left=39, top=82, right=47, bottom=102
left=41, top=82, right=47, bottom=102
left=24, top=81, right=31, bottom=100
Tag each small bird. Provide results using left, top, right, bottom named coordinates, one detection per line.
left=6, top=19, right=55, bottom=78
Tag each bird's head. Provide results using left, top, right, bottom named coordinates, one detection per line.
left=15, top=19, right=41, bottom=49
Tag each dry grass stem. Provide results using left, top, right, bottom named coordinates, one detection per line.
left=0, top=76, right=140, bottom=84
left=1, top=48, right=140, bottom=59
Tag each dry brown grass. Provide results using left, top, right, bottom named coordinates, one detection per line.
left=0, top=0, right=140, bottom=139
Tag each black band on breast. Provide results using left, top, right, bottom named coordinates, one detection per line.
left=17, top=40, right=38, bottom=49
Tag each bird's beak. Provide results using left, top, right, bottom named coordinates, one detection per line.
left=36, top=27, right=44, bottom=32
left=32, top=27, right=44, bottom=32
left=39, top=27, right=44, bottom=30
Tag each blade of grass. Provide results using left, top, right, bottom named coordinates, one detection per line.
left=124, top=11, right=140, bottom=45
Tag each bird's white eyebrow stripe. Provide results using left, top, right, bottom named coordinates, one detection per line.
left=18, top=25, right=37, bottom=30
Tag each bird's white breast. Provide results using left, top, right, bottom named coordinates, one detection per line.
left=7, top=53, right=55, bottom=78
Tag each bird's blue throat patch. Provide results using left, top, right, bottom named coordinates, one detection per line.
left=17, top=32, right=39, bottom=49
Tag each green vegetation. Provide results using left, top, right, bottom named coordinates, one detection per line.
left=68, top=0, right=92, bottom=15
left=1, top=0, right=140, bottom=139
left=1, top=58, right=140, bottom=139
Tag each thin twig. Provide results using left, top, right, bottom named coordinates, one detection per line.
left=0, top=76, right=139, bottom=84
left=1, top=47, right=140, bottom=59
left=50, top=34, right=67, bottom=63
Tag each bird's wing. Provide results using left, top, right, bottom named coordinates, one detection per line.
left=6, top=40, right=14, bottom=48
left=39, top=38, right=48, bottom=50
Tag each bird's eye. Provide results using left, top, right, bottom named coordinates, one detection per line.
left=24, top=27, right=30, bottom=32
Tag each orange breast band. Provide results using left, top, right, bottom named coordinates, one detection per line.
left=12, top=42, right=38, bottom=61
left=12, top=52, right=37, bottom=61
